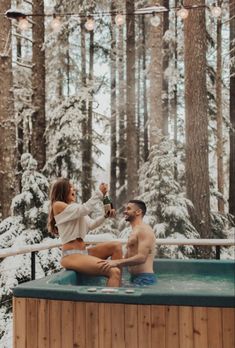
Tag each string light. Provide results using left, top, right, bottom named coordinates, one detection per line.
left=150, top=13, right=161, bottom=27
left=85, top=16, right=95, bottom=31
left=4, top=4, right=225, bottom=33
left=115, top=14, right=124, bottom=26
left=210, top=5, right=222, bottom=17
left=177, top=7, right=189, bottom=19
left=18, top=17, right=29, bottom=31
left=51, top=14, right=61, bottom=32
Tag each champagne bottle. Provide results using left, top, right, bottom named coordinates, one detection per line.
left=103, top=195, right=112, bottom=216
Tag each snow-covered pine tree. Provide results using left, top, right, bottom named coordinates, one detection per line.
left=44, top=95, right=84, bottom=179
left=137, top=138, right=200, bottom=259
left=0, top=153, right=61, bottom=346
left=134, top=138, right=233, bottom=258
left=12, top=153, right=49, bottom=235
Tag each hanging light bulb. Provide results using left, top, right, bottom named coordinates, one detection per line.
left=18, top=16, right=29, bottom=31
left=150, top=13, right=161, bottom=27
left=115, top=14, right=124, bottom=26
left=51, top=14, right=61, bottom=32
left=177, top=7, right=189, bottom=19
left=85, top=16, right=95, bottom=31
left=211, top=5, right=222, bottom=17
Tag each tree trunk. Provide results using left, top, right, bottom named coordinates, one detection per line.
left=87, top=29, right=94, bottom=198
left=162, top=0, right=169, bottom=136
left=172, top=1, right=178, bottom=180
left=142, top=16, right=149, bottom=161
left=56, top=68, right=63, bottom=98
left=66, top=30, right=70, bottom=97
left=0, top=0, right=17, bottom=218
left=31, top=0, right=46, bottom=170
left=184, top=0, right=211, bottom=238
left=117, top=23, right=127, bottom=205
left=110, top=3, right=117, bottom=206
left=229, top=0, right=235, bottom=216
left=80, top=19, right=89, bottom=202
left=137, top=17, right=141, bottom=169
left=148, top=10, right=163, bottom=146
left=126, top=0, right=138, bottom=197
left=16, top=0, right=23, bottom=189
left=216, top=8, right=224, bottom=213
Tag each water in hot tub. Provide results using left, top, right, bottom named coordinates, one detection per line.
left=121, top=271, right=234, bottom=295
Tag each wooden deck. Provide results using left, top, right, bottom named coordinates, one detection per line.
left=13, top=297, right=235, bottom=348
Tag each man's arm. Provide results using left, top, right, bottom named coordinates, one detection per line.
left=99, top=229, right=152, bottom=270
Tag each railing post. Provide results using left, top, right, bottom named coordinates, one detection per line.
left=215, top=246, right=221, bottom=260
left=31, top=251, right=36, bottom=280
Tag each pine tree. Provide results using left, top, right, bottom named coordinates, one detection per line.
left=137, top=138, right=200, bottom=258
left=0, top=153, right=60, bottom=345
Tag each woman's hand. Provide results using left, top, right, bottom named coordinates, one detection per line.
left=99, top=183, right=108, bottom=195
left=107, top=208, right=116, bottom=218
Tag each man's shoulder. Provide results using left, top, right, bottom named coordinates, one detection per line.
left=136, top=223, right=155, bottom=237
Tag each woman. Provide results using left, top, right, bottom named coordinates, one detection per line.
left=48, top=177, right=122, bottom=287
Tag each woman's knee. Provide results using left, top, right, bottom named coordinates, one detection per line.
left=108, top=267, right=121, bottom=278
left=112, top=241, right=123, bottom=254
left=60, top=256, right=70, bottom=269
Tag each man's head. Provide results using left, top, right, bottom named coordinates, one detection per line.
left=124, top=200, right=147, bottom=222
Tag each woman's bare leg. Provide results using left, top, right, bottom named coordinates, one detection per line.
left=60, top=253, right=121, bottom=287
left=88, top=241, right=123, bottom=260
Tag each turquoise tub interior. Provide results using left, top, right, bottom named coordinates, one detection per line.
left=13, top=259, right=235, bottom=308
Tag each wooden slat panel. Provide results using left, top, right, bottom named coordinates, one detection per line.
left=138, top=305, right=151, bottom=348
left=86, top=302, right=99, bottom=348
left=37, top=299, right=49, bottom=348
left=98, top=303, right=112, bottom=348
left=74, top=302, right=86, bottom=348
left=26, top=298, right=38, bottom=348
left=61, top=301, right=74, bottom=348
left=179, top=306, right=193, bottom=348
left=124, top=304, right=138, bottom=348
left=207, top=307, right=222, bottom=348
left=13, top=297, right=26, bottom=348
left=222, top=308, right=235, bottom=348
left=193, top=307, right=208, bottom=348
left=111, top=303, right=125, bottom=348
left=49, top=300, right=62, bottom=348
left=151, top=305, right=166, bottom=348
left=166, top=306, right=179, bottom=348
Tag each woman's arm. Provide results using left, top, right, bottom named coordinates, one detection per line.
left=86, top=215, right=106, bottom=230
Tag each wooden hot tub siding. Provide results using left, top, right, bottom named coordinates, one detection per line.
left=13, top=297, right=235, bottom=348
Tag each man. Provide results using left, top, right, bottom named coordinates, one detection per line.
left=99, top=200, right=156, bottom=286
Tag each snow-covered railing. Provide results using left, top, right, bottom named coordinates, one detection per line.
left=0, top=238, right=234, bottom=259
left=0, top=238, right=234, bottom=260
left=0, top=240, right=61, bottom=259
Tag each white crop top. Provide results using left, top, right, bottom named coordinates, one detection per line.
left=54, top=190, right=105, bottom=244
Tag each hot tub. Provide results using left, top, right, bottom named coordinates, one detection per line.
left=13, top=259, right=235, bottom=348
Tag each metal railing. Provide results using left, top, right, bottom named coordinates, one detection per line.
left=0, top=238, right=234, bottom=280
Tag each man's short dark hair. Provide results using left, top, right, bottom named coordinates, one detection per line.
left=128, top=200, right=147, bottom=216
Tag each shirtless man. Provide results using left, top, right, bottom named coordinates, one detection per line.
left=99, top=200, right=156, bottom=286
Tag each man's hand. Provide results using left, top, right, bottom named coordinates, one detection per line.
left=98, top=259, right=121, bottom=271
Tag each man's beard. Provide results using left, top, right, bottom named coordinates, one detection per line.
left=125, top=214, right=134, bottom=222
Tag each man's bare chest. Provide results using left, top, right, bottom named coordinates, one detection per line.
left=127, top=232, right=138, bottom=250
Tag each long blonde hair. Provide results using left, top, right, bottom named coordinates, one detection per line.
left=47, top=178, right=71, bottom=235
